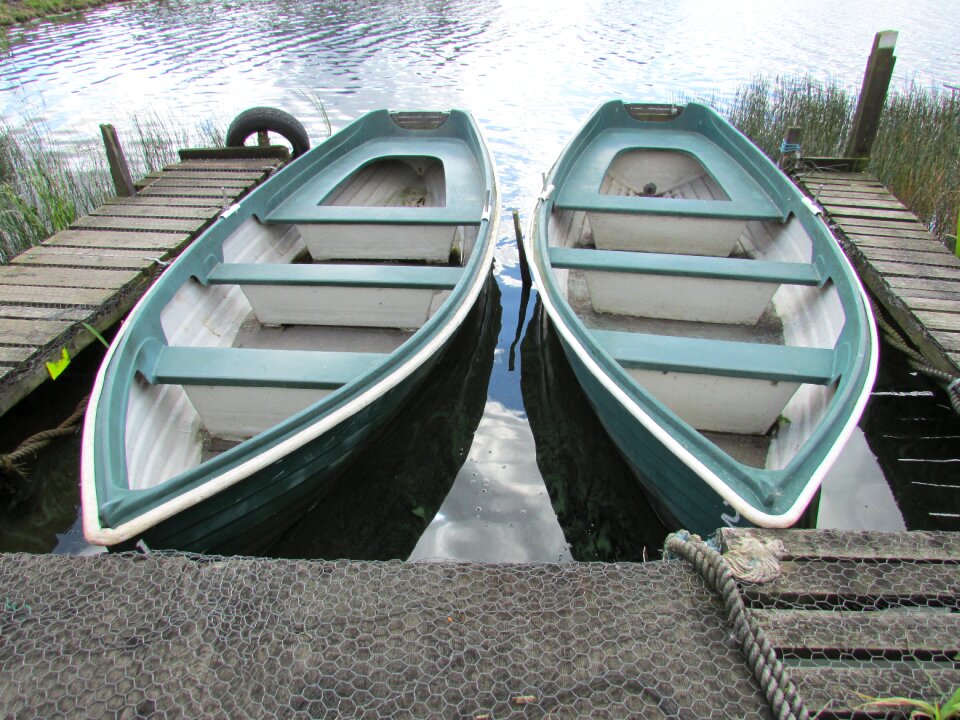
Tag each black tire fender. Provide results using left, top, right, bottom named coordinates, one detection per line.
left=225, top=107, right=311, bottom=158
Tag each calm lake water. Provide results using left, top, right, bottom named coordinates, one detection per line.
left=1, top=0, right=959, bottom=559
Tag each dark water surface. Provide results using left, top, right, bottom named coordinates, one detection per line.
left=1, top=0, right=959, bottom=558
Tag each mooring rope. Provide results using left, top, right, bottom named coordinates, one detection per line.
left=0, top=395, right=89, bottom=503
left=664, top=532, right=810, bottom=720
left=866, top=295, right=960, bottom=414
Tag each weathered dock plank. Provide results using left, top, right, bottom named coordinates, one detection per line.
left=45, top=229, right=192, bottom=251
left=721, top=529, right=959, bottom=718
left=90, top=202, right=222, bottom=219
left=798, top=169, right=960, bottom=375
left=10, top=247, right=160, bottom=271
left=0, top=153, right=282, bottom=417
left=71, top=214, right=208, bottom=233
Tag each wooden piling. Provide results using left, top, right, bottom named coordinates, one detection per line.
left=844, top=30, right=898, bottom=160
left=99, top=124, right=136, bottom=198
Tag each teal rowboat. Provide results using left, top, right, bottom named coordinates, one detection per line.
left=526, top=101, right=877, bottom=535
left=81, top=110, right=498, bottom=552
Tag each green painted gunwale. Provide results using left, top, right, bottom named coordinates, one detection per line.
left=531, top=100, right=875, bottom=521
left=91, top=109, right=497, bottom=531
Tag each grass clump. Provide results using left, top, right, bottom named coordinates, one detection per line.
left=0, top=0, right=116, bottom=26
left=724, top=75, right=855, bottom=159
left=871, top=86, right=960, bottom=246
left=722, top=75, right=960, bottom=247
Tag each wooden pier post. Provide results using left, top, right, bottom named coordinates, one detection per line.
left=844, top=30, right=898, bottom=160
left=778, top=126, right=802, bottom=173
left=99, top=124, right=136, bottom=198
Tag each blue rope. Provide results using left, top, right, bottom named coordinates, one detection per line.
left=780, top=140, right=802, bottom=154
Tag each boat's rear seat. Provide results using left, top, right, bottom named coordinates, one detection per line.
left=203, top=262, right=462, bottom=329
left=592, top=329, right=837, bottom=435
left=264, top=138, right=485, bottom=263
left=550, top=246, right=821, bottom=324
left=553, top=129, right=785, bottom=256
left=146, top=346, right=387, bottom=439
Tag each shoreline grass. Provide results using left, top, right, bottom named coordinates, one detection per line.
left=1, top=79, right=957, bottom=261
left=0, top=0, right=124, bottom=26
left=720, top=75, right=960, bottom=248
left=0, top=113, right=226, bottom=262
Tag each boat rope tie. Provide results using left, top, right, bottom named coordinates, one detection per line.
left=0, top=396, right=89, bottom=505
left=664, top=531, right=810, bottom=720
left=779, top=140, right=802, bottom=154
left=866, top=294, right=960, bottom=414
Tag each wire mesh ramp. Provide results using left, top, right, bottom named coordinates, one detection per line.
left=0, top=529, right=957, bottom=718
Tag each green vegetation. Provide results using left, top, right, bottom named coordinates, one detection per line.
left=0, top=0, right=117, bottom=26
left=858, top=684, right=960, bottom=719
left=0, top=112, right=225, bottom=262
left=723, top=75, right=960, bottom=247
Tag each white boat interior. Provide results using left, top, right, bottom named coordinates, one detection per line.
left=548, top=144, right=845, bottom=470
left=126, top=153, right=482, bottom=492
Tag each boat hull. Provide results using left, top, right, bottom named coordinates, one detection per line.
left=83, top=109, right=499, bottom=551
left=527, top=101, right=877, bottom=536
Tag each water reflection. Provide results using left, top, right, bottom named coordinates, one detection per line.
left=266, top=274, right=502, bottom=560
left=520, top=300, right=668, bottom=561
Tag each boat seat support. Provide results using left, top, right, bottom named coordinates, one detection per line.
left=204, top=262, right=463, bottom=290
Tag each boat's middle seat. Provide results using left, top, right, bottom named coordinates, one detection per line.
left=202, top=262, right=462, bottom=329
left=550, top=246, right=821, bottom=324
left=264, top=138, right=484, bottom=227
left=591, top=328, right=837, bottom=435
left=145, top=346, right=388, bottom=439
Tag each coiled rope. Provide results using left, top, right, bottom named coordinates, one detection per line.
left=0, top=395, right=89, bottom=506
left=664, top=532, right=810, bottom=720
left=866, top=295, right=960, bottom=414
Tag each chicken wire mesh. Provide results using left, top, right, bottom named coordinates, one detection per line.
left=0, top=529, right=956, bottom=719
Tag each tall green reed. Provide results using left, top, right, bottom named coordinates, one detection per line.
left=720, top=75, right=959, bottom=247
left=0, top=112, right=225, bottom=262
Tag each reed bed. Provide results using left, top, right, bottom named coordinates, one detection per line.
left=722, top=75, right=960, bottom=247
left=0, top=113, right=225, bottom=262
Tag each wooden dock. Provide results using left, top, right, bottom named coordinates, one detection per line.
left=0, top=529, right=956, bottom=718
left=797, top=169, right=960, bottom=375
left=721, top=528, right=960, bottom=718
left=0, top=151, right=284, bottom=417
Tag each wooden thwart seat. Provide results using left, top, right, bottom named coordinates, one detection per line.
left=592, top=330, right=836, bottom=384
left=592, top=329, right=837, bottom=434
left=205, top=262, right=463, bottom=290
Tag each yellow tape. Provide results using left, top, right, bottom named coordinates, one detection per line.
left=45, top=347, right=71, bottom=380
